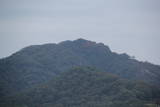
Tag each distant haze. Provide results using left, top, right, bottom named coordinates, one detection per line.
left=0, top=0, right=160, bottom=64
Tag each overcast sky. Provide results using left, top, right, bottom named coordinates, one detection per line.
left=0, top=0, right=160, bottom=64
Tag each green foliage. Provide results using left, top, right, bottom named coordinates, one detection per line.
left=2, top=67, right=159, bottom=107
left=0, top=39, right=160, bottom=107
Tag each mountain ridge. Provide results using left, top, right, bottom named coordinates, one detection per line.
left=0, top=38, right=160, bottom=98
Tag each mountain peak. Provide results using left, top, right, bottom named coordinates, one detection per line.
left=73, top=38, right=96, bottom=44
left=75, top=38, right=87, bottom=41
left=0, top=38, right=160, bottom=106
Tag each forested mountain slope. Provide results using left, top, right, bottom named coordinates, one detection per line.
left=1, top=67, right=160, bottom=107
left=0, top=38, right=160, bottom=98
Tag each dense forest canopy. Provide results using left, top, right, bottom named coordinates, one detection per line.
left=0, top=39, right=160, bottom=107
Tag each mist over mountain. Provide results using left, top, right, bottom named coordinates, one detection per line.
left=0, top=39, right=160, bottom=107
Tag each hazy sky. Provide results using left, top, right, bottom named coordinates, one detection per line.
left=0, top=0, right=160, bottom=64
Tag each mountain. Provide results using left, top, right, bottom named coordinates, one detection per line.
left=0, top=38, right=160, bottom=98
left=1, top=67, right=160, bottom=107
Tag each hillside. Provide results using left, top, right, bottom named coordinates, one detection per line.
left=0, top=39, right=160, bottom=98
left=1, top=67, right=160, bottom=107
